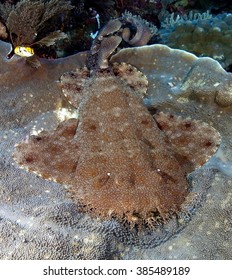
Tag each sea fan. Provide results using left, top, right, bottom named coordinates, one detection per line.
left=32, top=30, right=68, bottom=47
left=0, top=0, right=73, bottom=47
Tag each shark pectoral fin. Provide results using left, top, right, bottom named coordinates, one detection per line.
left=14, top=118, right=79, bottom=185
left=154, top=111, right=221, bottom=171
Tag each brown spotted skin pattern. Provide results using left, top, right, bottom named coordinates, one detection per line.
left=67, top=69, right=189, bottom=221
left=13, top=19, right=221, bottom=228
left=14, top=64, right=221, bottom=227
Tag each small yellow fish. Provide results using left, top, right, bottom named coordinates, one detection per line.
left=14, top=46, right=34, bottom=57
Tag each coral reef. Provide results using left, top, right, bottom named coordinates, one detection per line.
left=111, top=44, right=232, bottom=106
left=159, top=12, right=232, bottom=69
left=0, top=21, right=7, bottom=39
left=0, top=19, right=232, bottom=258
left=0, top=40, right=87, bottom=127
left=1, top=0, right=231, bottom=67
left=0, top=0, right=73, bottom=43
left=121, top=10, right=158, bottom=46
left=0, top=0, right=73, bottom=62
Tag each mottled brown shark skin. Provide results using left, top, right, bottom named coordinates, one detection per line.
left=12, top=17, right=221, bottom=229
left=63, top=68, right=189, bottom=222
left=14, top=62, right=221, bottom=228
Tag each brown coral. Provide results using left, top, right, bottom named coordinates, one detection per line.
left=121, top=16, right=153, bottom=46
left=0, top=21, right=8, bottom=39
left=110, top=44, right=232, bottom=107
